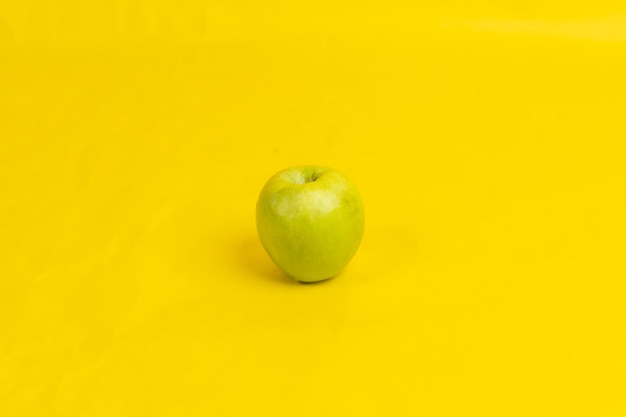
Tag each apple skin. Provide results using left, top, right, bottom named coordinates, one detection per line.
left=256, top=166, right=365, bottom=283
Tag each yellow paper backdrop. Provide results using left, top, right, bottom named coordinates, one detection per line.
left=1, top=2, right=625, bottom=416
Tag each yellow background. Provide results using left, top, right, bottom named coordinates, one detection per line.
left=1, top=1, right=625, bottom=416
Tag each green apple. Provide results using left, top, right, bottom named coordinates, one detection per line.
left=256, top=166, right=365, bottom=283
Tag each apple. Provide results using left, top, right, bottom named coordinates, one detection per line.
left=256, top=166, right=365, bottom=283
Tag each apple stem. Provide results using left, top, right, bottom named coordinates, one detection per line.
left=305, top=173, right=318, bottom=183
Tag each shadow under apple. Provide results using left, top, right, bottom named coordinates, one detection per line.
left=237, top=235, right=295, bottom=285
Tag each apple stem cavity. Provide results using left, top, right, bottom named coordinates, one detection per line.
left=305, top=173, right=318, bottom=183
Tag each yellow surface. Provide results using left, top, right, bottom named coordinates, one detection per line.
left=1, top=2, right=625, bottom=416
